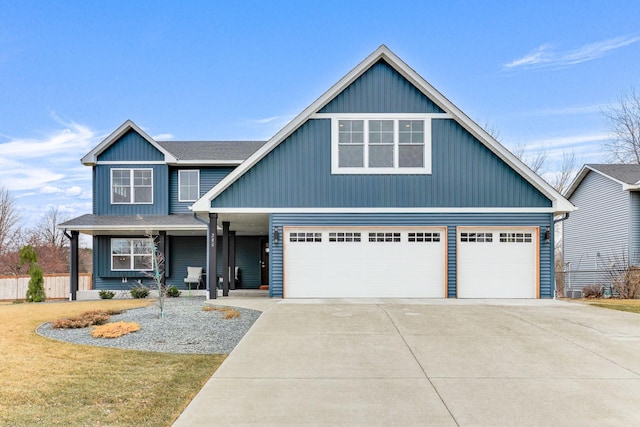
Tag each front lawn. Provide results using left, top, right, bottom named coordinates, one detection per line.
left=0, top=299, right=224, bottom=426
left=583, top=298, right=640, bottom=314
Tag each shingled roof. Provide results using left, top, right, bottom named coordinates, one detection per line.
left=157, top=140, right=267, bottom=162
left=587, top=164, right=640, bottom=185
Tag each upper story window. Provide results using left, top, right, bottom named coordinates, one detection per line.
left=111, top=168, right=153, bottom=204
left=178, top=170, right=200, bottom=202
left=331, top=114, right=432, bottom=174
left=111, top=238, right=153, bottom=271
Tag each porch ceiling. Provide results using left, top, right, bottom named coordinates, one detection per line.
left=215, top=213, right=269, bottom=237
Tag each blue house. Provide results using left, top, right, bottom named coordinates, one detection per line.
left=62, top=45, right=574, bottom=299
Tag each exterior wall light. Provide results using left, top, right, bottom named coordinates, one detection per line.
left=544, top=226, right=550, bottom=243
left=273, top=226, right=280, bottom=243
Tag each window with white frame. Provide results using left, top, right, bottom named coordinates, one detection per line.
left=178, top=170, right=200, bottom=202
left=332, top=115, right=432, bottom=174
left=111, top=168, right=153, bottom=204
left=111, top=238, right=153, bottom=271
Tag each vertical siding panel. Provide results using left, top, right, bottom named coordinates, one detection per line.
left=212, top=118, right=550, bottom=209
left=169, top=167, right=234, bottom=213
left=98, top=130, right=164, bottom=162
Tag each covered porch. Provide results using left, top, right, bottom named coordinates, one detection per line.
left=61, top=213, right=271, bottom=300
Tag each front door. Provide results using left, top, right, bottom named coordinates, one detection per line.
left=260, top=240, right=269, bottom=286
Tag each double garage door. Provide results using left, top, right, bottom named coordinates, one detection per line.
left=283, top=226, right=538, bottom=298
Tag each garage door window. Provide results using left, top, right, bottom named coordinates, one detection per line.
left=408, top=232, right=440, bottom=242
left=368, top=232, right=401, bottom=242
left=290, top=232, right=322, bottom=242
left=460, top=232, right=493, bottom=242
left=329, top=232, right=361, bottom=242
left=499, top=232, right=532, bottom=243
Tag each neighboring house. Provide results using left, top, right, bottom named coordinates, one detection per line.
left=62, top=45, right=574, bottom=300
left=563, top=164, right=640, bottom=296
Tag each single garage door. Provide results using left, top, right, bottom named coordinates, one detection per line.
left=284, top=227, right=446, bottom=298
left=457, top=227, right=538, bottom=298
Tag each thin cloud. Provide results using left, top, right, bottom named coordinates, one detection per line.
left=504, top=35, right=640, bottom=70
left=251, top=116, right=280, bottom=124
left=152, top=133, right=175, bottom=140
left=518, top=133, right=610, bottom=151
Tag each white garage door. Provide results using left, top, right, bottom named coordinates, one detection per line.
left=284, top=227, right=446, bottom=298
left=457, top=227, right=538, bottom=298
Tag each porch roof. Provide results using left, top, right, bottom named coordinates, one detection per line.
left=59, top=214, right=208, bottom=235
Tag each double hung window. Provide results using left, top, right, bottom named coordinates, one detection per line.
left=111, top=238, right=153, bottom=271
left=333, top=115, right=431, bottom=174
left=111, top=168, right=153, bottom=204
left=178, top=170, right=200, bottom=202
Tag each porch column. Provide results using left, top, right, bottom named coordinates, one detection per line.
left=222, top=221, right=230, bottom=296
left=230, top=230, right=236, bottom=290
left=208, top=213, right=218, bottom=299
left=69, top=231, right=79, bottom=301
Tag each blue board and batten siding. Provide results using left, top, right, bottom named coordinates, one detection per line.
left=212, top=119, right=550, bottom=208
left=170, top=167, right=234, bottom=213
left=212, top=60, right=549, bottom=209
left=95, top=130, right=170, bottom=215
left=99, top=130, right=164, bottom=161
left=319, top=60, right=445, bottom=114
left=270, top=213, right=555, bottom=299
left=93, top=235, right=263, bottom=290
left=94, top=164, right=169, bottom=215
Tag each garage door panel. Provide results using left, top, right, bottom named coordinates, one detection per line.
left=457, top=228, right=537, bottom=299
left=284, top=227, right=445, bottom=298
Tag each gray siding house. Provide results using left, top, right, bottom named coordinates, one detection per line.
left=62, top=45, right=574, bottom=299
left=563, top=164, right=640, bottom=295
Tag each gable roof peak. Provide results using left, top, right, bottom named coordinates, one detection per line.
left=81, top=119, right=177, bottom=165
left=192, top=45, right=575, bottom=214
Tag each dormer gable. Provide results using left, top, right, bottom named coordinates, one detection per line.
left=81, top=120, right=177, bottom=165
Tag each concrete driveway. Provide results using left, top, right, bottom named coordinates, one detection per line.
left=174, top=299, right=640, bottom=426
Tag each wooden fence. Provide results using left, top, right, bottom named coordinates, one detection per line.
left=0, top=274, right=92, bottom=300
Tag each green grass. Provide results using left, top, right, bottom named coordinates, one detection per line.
left=0, top=299, right=225, bottom=426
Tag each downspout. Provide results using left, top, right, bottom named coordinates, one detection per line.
left=553, top=213, right=569, bottom=224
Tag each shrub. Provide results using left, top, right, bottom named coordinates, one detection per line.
left=99, top=290, right=116, bottom=299
left=165, top=286, right=181, bottom=298
left=130, top=285, right=150, bottom=299
left=582, top=284, right=604, bottom=298
left=20, top=246, right=45, bottom=303
left=52, top=310, right=122, bottom=329
left=91, top=321, right=140, bottom=338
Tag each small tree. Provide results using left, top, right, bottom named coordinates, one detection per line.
left=20, top=245, right=46, bottom=302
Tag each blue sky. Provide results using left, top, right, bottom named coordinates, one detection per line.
left=1, top=0, right=639, bottom=229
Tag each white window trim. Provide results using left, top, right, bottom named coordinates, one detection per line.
left=110, top=238, right=154, bottom=271
left=328, top=113, right=435, bottom=175
left=178, top=169, right=200, bottom=202
left=110, top=168, right=154, bottom=205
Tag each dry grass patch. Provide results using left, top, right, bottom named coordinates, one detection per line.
left=203, top=305, right=241, bottom=319
left=0, top=299, right=225, bottom=426
left=92, top=321, right=141, bottom=338
left=584, top=298, right=640, bottom=314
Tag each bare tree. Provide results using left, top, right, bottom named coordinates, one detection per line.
left=513, top=143, right=548, bottom=174
left=0, top=186, right=21, bottom=255
left=604, top=86, right=640, bottom=164
left=31, top=207, right=68, bottom=249
left=551, top=151, right=578, bottom=194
